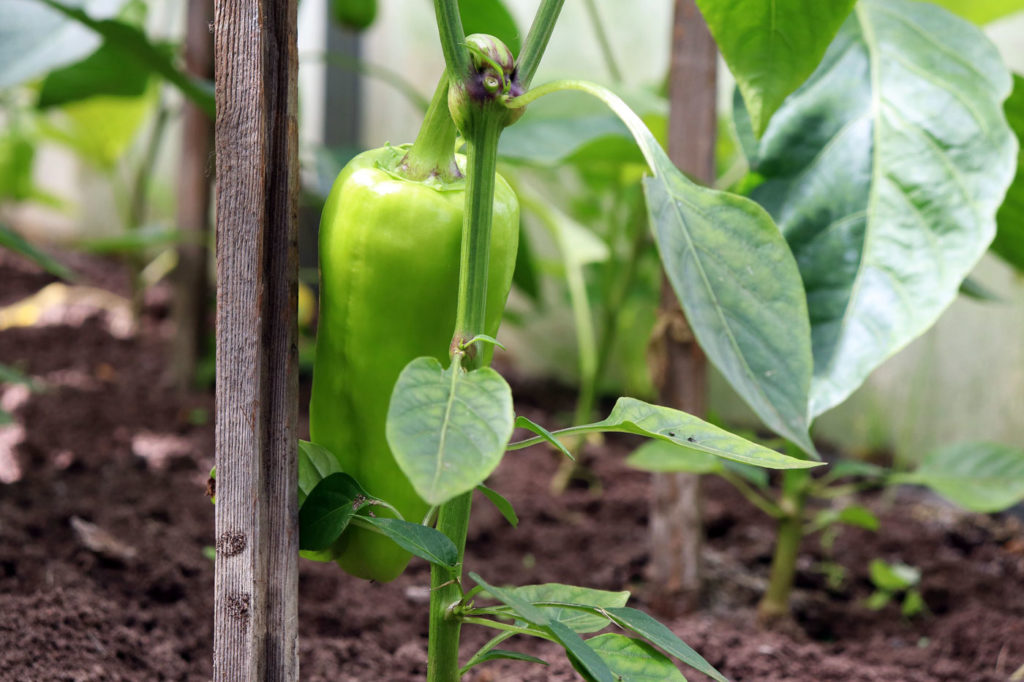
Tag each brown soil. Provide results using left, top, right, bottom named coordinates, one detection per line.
left=1, top=250, right=1022, bottom=681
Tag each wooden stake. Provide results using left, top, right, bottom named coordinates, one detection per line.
left=213, top=0, right=299, bottom=678
left=648, top=0, right=717, bottom=616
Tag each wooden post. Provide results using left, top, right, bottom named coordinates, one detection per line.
left=213, top=0, right=299, bottom=679
left=171, top=0, right=214, bottom=391
left=648, top=0, right=717, bottom=616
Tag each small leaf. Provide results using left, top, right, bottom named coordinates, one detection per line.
left=518, top=397, right=820, bottom=471
left=0, top=224, right=76, bottom=281
left=515, top=415, right=574, bottom=461
left=359, top=517, right=458, bottom=569
left=298, top=473, right=374, bottom=551
left=835, top=506, right=879, bottom=531
left=605, top=607, right=727, bottom=682
left=890, top=442, right=1024, bottom=513
left=902, top=589, right=926, bottom=618
left=469, top=573, right=616, bottom=682
left=958, top=276, right=1002, bottom=303
left=868, top=559, right=920, bottom=591
left=509, top=583, right=630, bottom=634
left=476, top=484, right=518, bottom=528
left=864, top=590, right=892, bottom=610
left=583, top=633, right=686, bottom=682
left=297, top=440, right=343, bottom=507
left=472, top=649, right=547, bottom=667
left=386, top=357, right=514, bottom=506
left=826, top=459, right=888, bottom=481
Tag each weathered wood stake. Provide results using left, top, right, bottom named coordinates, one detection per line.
left=213, top=0, right=299, bottom=679
left=648, top=0, right=718, bottom=616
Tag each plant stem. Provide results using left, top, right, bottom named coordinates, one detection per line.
left=451, top=113, right=503, bottom=360
left=758, top=485, right=807, bottom=622
left=434, top=0, right=468, bottom=79
left=400, top=73, right=460, bottom=182
left=517, top=0, right=566, bottom=88
left=582, top=0, right=622, bottom=82
left=427, top=492, right=472, bottom=682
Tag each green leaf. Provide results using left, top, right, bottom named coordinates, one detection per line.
left=513, top=397, right=820, bottom=470
left=890, top=442, right=1024, bottom=513
left=511, top=217, right=542, bottom=303
left=902, top=589, right=926, bottom=617
left=695, top=0, right=857, bottom=137
left=868, top=559, right=920, bottom=591
left=814, top=505, right=879, bottom=532
left=927, top=0, right=1024, bottom=24
left=386, top=357, right=515, bottom=506
left=469, top=574, right=617, bottom=682
left=582, top=634, right=686, bottom=682
left=826, top=459, right=888, bottom=480
left=0, top=0, right=122, bottom=88
left=737, top=0, right=1017, bottom=418
left=509, top=584, right=630, bottom=634
left=36, top=40, right=152, bottom=108
left=39, top=0, right=215, bottom=117
left=514, top=80, right=816, bottom=455
left=514, top=415, right=574, bottom=461
left=459, top=0, right=521, bottom=56
left=992, top=74, right=1024, bottom=274
left=605, top=607, right=727, bottom=682
left=298, top=473, right=375, bottom=551
left=958, top=276, right=1003, bottom=303
left=359, top=517, right=458, bottom=569
left=73, top=227, right=185, bottom=255
left=0, top=224, right=76, bottom=281
left=471, top=650, right=548, bottom=667
left=627, top=439, right=725, bottom=474
left=864, top=590, right=892, bottom=610
left=476, top=484, right=518, bottom=528
left=297, top=440, right=343, bottom=507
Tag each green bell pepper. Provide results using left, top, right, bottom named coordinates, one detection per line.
left=309, top=144, right=519, bottom=582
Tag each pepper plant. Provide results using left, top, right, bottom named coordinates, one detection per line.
left=627, top=0, right=1023, bottom=621
left=295, top=0, right=847, bottom=678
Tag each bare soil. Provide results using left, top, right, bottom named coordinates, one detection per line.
left=1, top=251, right=1022, bottom=681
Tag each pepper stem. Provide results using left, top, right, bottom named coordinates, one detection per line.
left=400, top=73, right=461, bottom=182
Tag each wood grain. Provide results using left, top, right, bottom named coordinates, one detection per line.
left=213, top=0, right=299, bottom=678
left=648, top=0, right=718, bottom=616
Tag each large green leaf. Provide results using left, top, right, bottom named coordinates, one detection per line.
left=36, top=40, right=153, bottom=108
left=696, top=0, right=857, bottom=137
left=0, top=0, right=122, bottom=88
left=580, top=634, right=686, bottom=682
left=509, top=397, right=820, bottom=470
left=386, top=357, right=514, bottom=505
left=39, top=0, right=215, bottom=117
left=737, top=0, right=1017, bottom=418
left=927, top=0, right=1024, bottom=24
left=459, top=0, right=520, bottom=56
left=516, top=81, right=816, bottom=453
left=992, top=74, right=1024, bottom=273
left=890, top=442, right=1024, bottom=513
